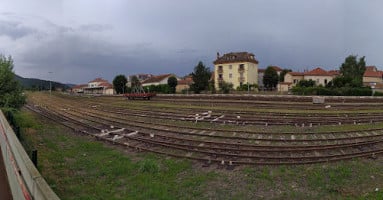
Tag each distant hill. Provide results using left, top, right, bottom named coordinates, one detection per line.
left=15, top=74, right=73, bottom=91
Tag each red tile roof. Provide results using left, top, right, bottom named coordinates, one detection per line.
left=270, top=66, right=283, bottom=71
left=178, top=77, right=194, bottom=85
left=214, top=52, right=259, bottom=65
left=89, top=77, right=108, bottom=83
left=287, top=72, right=304, bottom=76
left=364, top=70, right=383, bottom=78
left=366, top=66, right=377, bottom=72
left=141, top=74, right=173, bottom=84
left=304, top=67, right=331, bottom=76
left=98, top=82, right=113, bottom=89
left=72, top=84, right=87, bottom=89
left=328, top=70, right=340, bottom=76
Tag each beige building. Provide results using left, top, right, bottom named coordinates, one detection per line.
left=176, top=76, right=193, bottom=93
left=71, top=78, right=115, bottom=95
left=279, top=67, right=339, bottom=92
left=83, top=78, right=115, bottom=95
left=141, top=74, right=178, bottom=87
left=213, top=52, right=259, bottom=90
left=363, top=66, right=383, bottom=91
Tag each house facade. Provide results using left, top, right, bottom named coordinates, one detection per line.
left=213, top=52, right=259, bottom=90
left=141, top=74, right=178, bottom=87
left=278, top=67, right=339, bottom=92
left=83, top=78, right=115, bottom=95
left=363, top=66, right=383, bottom=91
left=71, top=84, right=87, bottom=93
left=176, top=76, right=193, bottom=93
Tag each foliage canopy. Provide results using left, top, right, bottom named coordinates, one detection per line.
left=339, top=55, right=366, bottom=87
left=112, top=74, right=128, bottom=94
left=167, top=76, right=178, bottom=93
left=190, top=61, right=211, bottom=94
left=263, top=66, right=279, bottom=89
left=0, top=55, right=26, bottom=109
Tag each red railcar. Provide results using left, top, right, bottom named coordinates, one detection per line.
left=124, top=92, right=156, bottom=100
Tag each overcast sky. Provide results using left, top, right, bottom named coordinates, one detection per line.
left=1, top=0, right=383, bottom=84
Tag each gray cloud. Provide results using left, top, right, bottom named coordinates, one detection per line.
left=1, top=0, right=383, bottom=84
left=0, top=20, right=36, bottom=39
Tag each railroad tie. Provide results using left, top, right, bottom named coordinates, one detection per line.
left=126, top=131, right=138, bottom=136
left=98, top=131, right=109, bottom=137
left=112, top=135, right=124, bottom=141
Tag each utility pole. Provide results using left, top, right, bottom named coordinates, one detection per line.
left=49, top=72, right=53, bottom=95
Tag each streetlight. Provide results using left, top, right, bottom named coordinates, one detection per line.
left=48, top=72, right=53, bottom=95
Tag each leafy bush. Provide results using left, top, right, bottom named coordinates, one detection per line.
left=292, top=86, right=372, bottom=96
left=143, top=84, right=171, bottom=94
left=219, top=81, right=233, bottom=94
left=374, top=91, right=383, bottom=96
left=236, top=83, right=258, bottom=91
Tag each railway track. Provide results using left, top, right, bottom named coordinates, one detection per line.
left=25, top=93, right=383, bottom=166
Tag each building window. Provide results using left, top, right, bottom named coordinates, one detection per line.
left=218, top=74, right=223, bottom=79
left=218, top=66, right=223, bottom=70
left=229, top=65, right=232, bottom=70
left=229, top=73, right=232, bottom=78
left=324, top=79, right=328, bottom=84
left=317, top=79, right=319, bottom=84
left=293, top=79, right=297, bottom=84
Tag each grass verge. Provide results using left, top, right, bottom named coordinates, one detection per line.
left=13, top=109, right=383, bottom=200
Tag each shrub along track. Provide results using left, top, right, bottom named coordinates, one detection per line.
left=25, top=93, right=383, bottom=166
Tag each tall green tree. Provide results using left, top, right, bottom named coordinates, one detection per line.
left=130, top=75, right=140, bottom=88
left=279, top=69, right=292, bottom=82
left=167, top=76, right=178, bottom=94
left=339, top=55, right=366, bottom=87
left=112, top=74, right=127, bottom=94
left=190, top=61, right=211, bottom=94
left=0, top=55, right=25, bottom=108
left=263, top=66, right=279, bottom=90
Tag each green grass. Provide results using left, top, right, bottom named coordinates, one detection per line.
left=14, top=109, right=383, bottom=199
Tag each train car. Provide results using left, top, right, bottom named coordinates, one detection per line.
left=124, top=85, right=156, bottom=100
left=124, top=92, right=156, bottom=100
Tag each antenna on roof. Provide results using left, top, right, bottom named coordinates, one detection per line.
left=217, top=52, right=220, bottom=59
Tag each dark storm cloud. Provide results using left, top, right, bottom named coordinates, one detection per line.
left=0, top=20, right=36, bottom=39
left=1, top=0, right=383, bottom=83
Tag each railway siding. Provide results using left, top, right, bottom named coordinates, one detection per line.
left=26, top=93, right=383, bottom=165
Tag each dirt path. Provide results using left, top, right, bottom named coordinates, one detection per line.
left=0, top=148, right=12, bottom=200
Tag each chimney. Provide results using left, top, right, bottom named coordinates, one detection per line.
left=216, top=52, right=220, bottom=59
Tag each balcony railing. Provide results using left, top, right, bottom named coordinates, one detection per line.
left=238, top=66, right=245, bottom=73
left=238, top=77, right=245, bottom=82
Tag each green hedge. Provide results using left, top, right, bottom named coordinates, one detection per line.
left=143, top=84, right=171, bottom=94
left=373, top=91, right=383, bottom=96
left=291, top=86, right=372, bottom=96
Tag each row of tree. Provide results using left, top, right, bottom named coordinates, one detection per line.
left=112, top=61, right=212, bottom=94
left=292, top=55, right=369, bottom=95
